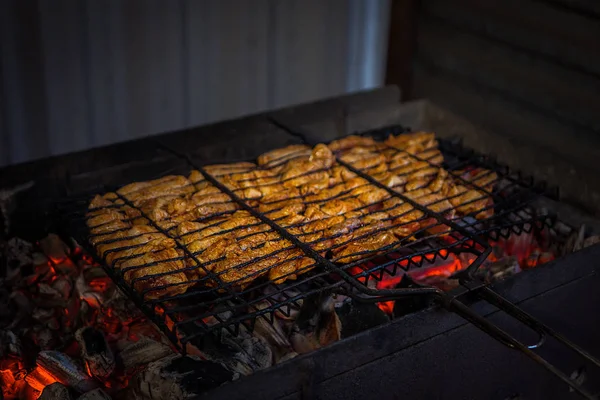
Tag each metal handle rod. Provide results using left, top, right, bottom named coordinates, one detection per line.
left=478, top=286, right=600, bottom=368
left=447, top=297, right=596, bottom=399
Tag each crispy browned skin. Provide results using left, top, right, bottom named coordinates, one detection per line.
left=119, top=248, right=189, bottom=300
left=87, top=131, right=497, bottom=298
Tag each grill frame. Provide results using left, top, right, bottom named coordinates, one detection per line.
left=56, top=124, right=559, bottom=352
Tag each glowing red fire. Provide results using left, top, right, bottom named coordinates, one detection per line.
left=0, top=237, right=171, bottom=399
left=350, top=230, right=555, bottom=315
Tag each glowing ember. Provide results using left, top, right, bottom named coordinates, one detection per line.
left=350, top=229, right=557, bottom=315
left=0, top=235, right=174, bottom=399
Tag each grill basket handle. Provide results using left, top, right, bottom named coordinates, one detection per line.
left=446, top=286, right=600, bottom=399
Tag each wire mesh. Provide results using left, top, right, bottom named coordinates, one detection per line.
left=55, top=125, right=556, bottom=353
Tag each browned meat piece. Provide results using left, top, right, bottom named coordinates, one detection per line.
left=108, top=238, right=177, bottom=267
left=283, top=171, right=330, bottom=189
left=321, top=198, right=363, bottom=216
left=119, top=248, right=189, bottom=300
left=344, top=177, right=370, bottom=190
left=301, top=215, right=346, bottom=235
left=277, top=213, right=307, bottom=227
left=190, top=192, right=231, bottom=206
left=330, top=165, right=357, bottom=182
left=194, top=184, right=222, bottom=199
left=446, top=185, right=492, bottom=219
left=118, top=176, right=194, bottom=203
left=182, top=227, right=226, bottom=252
left=265, top=203, right=305, bottom=219
left=298, top=174, right=331, bottom=195
left=355, top=188, right=390, bottom=206
left=385, top=132, right=437, bottom=152
left=257, top=144, right=311, bottom=166
left=372, top=172, right=406, bottom=188
left=196, top=202, right=238, bottom=219
left=279, top=145, right=334, bottom=180
left=213, top=239, right=294, bottom=285
left=89, top=193, right=117, bottom=210
left=304, top=183, right=347, bottom=203
left=339, top=150, right=387, bottom=173
left=454, top=168, right=498, bottom=191
left=268, top=254, right=315, bottom=284
left=258, top=190, right=301, bottom=212
left=86, top=209, right=126, bottom=230
left=333, top=231, right=397, bottom=263
left=328, top=135, right=377, bottom=152
left=403, top=189, right=454, bottom=216
left=427, top=169, right=450, bottom=193
left=96, top=225, right=168, bottom=258
left=204, top=162, right=256, bottom=176
left=419, top=149, right=444, bottom=165
left=304, top=205, right=329, bottom=221
left=89, top=219, right=131, bottom=236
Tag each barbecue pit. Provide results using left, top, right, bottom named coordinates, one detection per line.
left=2, top=88, right=600, bottom=400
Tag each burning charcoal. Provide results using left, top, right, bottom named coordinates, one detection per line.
left=75, top=388, right=111, bottom=400
left=38, top=283, right=63, bottom=299
left=196, top=327, right=272, bottom=375
left=6, top=237, right=33, bottom=267
left=4, top=290, right=32, bottom=329
left=52, top=277, right=73, bottom=300
left=75, top=327, right=115, bottom=380
left=35, top=328, right=57, bottom=350
left=47, top=318, right=60, bottom=331
left=117, top=337, right=174, bottom=374
left=0, top=330, right=22, bottom=359
left=39, top=234, right=69, bottom=264
left=290, top=293, right=342, bottom=354
left=36, top=351, right=99, bottom=393
left=38, top=382, right=72, bottom=400
left=128, top=355, right=233, bottom=400
left=32, top=307, right=56, bottom=322
left=475, top=256, right=521, bottom=284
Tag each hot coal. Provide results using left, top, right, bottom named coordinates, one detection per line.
left=127, top=355, right=233, bottom=400
left=38, top=382, right=71, bottom=400
left=75, top=328, right=115, bottom=380
left=35, top=351, right=99, bottom=393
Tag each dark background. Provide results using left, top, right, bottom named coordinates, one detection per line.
left=2, top=0, right=600, bottom=171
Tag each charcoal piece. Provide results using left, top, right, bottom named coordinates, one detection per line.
left=36, top=351, right=99, bottom=393
left=35, top=328, right=57, bottom=350
left=76, top=388, right=111, bottom=400
left=6, top=238, right=33, bottom=272
left=52, top=277, right=73, bottom=300
left=337, top=301, right=388, bottom=339
left=39, top=234, right=69, bottom=263
left=290, top=293, right=342, bottom=354
left=197, top=328, right=273, bottom=375
left=129, top=354, right=233, bottom=399
left=117, top=337, right=174, bottom=374
left=0, top=330, right=22, bottom=358
left=38, top=382, right=72, bottom=400
left=75, top=327, right=115, bottom=380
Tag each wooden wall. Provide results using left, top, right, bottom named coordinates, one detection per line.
left=412, top=0, right=600, bottom=173
left=0, top=0, right=391, bottom=167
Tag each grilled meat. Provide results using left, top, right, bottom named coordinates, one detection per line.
left=86, top=131, right=497, bottom=299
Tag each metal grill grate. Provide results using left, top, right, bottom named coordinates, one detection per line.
left=55, top=126, right=557, bottom=354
